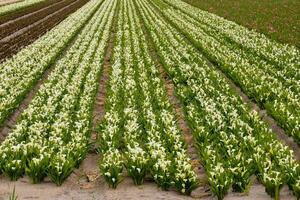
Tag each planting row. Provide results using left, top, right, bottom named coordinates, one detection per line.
left=164, top=0, right=300, bottom=72
left=134, top=0, right=300, bottom=199
left=98, top=0, right=197, bottom=194
left=0, top=0, right=116, bottom=185
left=0, top=0, right=101, bottom=126
left=0, top=0, right=46, bottom=16
left=155, top=0, right=300, bottom=141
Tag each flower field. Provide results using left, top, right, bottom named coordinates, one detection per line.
left=98, top=0, right=197, bottom=193
left=0, top=0, right=115, bottom=184
left=0, top=0, right=299, bottom=199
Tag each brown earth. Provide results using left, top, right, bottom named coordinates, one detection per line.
left=91, top=0, right=116, bottom=144
left=145, top=26, right=210, bottom=197
left=0, top=0, right=89, bottom=61
left=0, top=0, right=72, bottom=40
left=0, top=0, right=57, bottom=23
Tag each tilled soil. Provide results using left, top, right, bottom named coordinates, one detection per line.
left=0, top=0, right=71, bottom=40
left=0, top=0, right=89, bottom=61
left=0, top=0, right=57, bottom=23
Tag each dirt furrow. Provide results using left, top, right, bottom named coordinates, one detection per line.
left=0, top=0, right=69, bottom=39
left=74, top=0, right=119, bottom=190
left=0, top=0, right=89, bottom=61
left=91, top=0, right=119, bottom=152
left=157, top=62, right=212, bottom=198
left=0, top=0, right=58, bottom=23
left=0, top=0, right=77, bottom=42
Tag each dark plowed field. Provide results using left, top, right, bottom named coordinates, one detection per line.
left=0, top=0, right=58, bottom=23
left=0, top=0, right=89, bottom=61
left=0, top=0, right=72, bottom=39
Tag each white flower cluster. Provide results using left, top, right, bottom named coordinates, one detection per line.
left=0, top=0, right=46, bottom=16
left=159, top=0, right=300, bottom=141
left=165, top=0, right=300, bottom=72
left=135, top=0, right=300, bottom=199
left=100, top=149, right=124, bottom=188
left=0, top=0, right=102, bottom=125
left=98, top=0, right=197, bottom=194
left=0, top=0, right=117, bottom=185
left=98, top=1, right=126, bottom=187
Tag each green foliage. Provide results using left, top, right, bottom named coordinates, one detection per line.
left=25, top=154, right=49, bottom=184
left=100, top=150, right=124, bottom=189
left=182, top=0, right=300, bottom=47
left=48, top=155, right=75, bottom=186
left=9, top=186, right=18, bottom=200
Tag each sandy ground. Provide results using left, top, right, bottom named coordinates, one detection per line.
left=0, top=154, right=296, bottom=200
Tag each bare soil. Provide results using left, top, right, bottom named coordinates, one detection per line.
left=91, top=8, right=116, bottom=138
left=0, top=0, right=58, bottom=23
left=0, top=153, right=296, bottom=200
left=0, top=0, right=71, bottom=39
left=137, top=0, right=208, bottom=195
left=0, top=154, right=199, bottom=200
left=157, top=63, right=211, bottom=198
left=0, top=0, right=89, bottom=61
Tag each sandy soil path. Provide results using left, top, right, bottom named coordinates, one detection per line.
left=0, top=154, right=296, bottom=200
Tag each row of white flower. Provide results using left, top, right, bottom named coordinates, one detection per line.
left=0, top=0, right=46, bottom=16
left=163, top=0, right=300, bottom=75
left=135, top=0, right=300, bottom=199
left=0, top=0, right=102, bottom=125
left=98, top=0, right=197, bottom=194
left=163, top=7, right=299, bottom=94
left=153, top=0, right=300, bottom=140
left=0, top=0, right=116, bottom=185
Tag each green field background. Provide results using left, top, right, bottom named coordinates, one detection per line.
left=183, top=0, right=300, bottom=48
